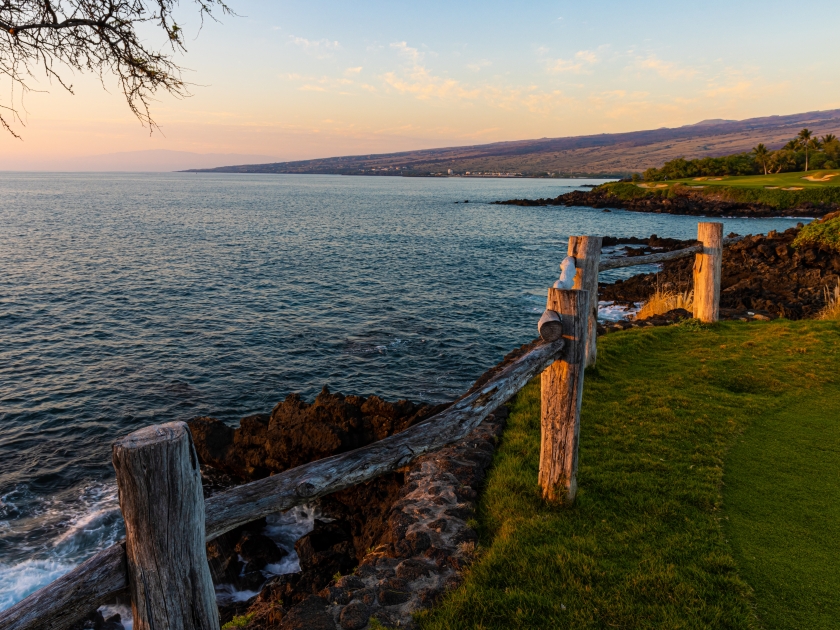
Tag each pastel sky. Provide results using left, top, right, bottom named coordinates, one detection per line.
left=2, top=0, right=840, bottom=165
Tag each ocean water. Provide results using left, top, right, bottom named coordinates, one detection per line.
left=0, top=172, right=804, bottom=611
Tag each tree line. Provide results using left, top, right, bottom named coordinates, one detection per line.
left=639, top=129, right=840, bottom=181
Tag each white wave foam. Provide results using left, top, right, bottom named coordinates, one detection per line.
left=215, top=583, right=261, bottom=606
left=212, top=504, right=318, bottom=605
left=598, top=301, right=641, bottom=322
left=99, top=603, right=133, bottom=630
left=0, top=480, right=125, bottom=613
left=0, top=559, right=75, bottom=611
left=262, top=505, right=318, bottom=576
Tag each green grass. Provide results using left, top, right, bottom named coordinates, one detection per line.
left=670, top=170, right=840, bottom=189
left=598, top=172, right=840, bottom=210
left=222, top=614, right=255, bottom=629
left=418, top=320, right=840, bottom=630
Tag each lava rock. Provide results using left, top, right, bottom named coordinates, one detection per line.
left=339, top=600, right=371, bottom=630
left=236, top=531, right=286, bottom=570
left=280, top=596, right=335, bottom=630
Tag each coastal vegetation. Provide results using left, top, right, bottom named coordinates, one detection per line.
left=640, top=129, right=840, bottom=181
left=418, top=320, right=840, bottom=630
left=792, top=213, right=840, bottom=253
left=593, top=176, right=840, bottom=211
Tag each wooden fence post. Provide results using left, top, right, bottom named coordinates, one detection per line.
left=539, top=288, right=589, bottom=504
left=568, top=236, right=602, bottom=367
left=693, top=222, right=723, bottom=322
left=113, top=422, right=220, bottom=630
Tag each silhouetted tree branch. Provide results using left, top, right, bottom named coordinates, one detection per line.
left=0, top=0, right=230, bottom=137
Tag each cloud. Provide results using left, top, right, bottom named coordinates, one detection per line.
left=289, top=36, right=342, bottom=59
left=636, top=55, right=697, bottom=80
left=383, top=41, right=479, bottom=101
left=379, top=42, right=587, bottom=114
left=344, top=67, right=363, bottom=75
left=390, top=41, right=423, bottom=63
left=548, top=50, right=599, bottom=74
left=466, top=59, right=492, bottom=72
left=382, top=67, right=479, bottom=101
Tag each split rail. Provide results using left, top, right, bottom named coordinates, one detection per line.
left=0, top=222, right=728, bottom=630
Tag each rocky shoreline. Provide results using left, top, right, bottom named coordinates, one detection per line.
left=179, top=349, right=529, bottom=630
left=496, top=187, right=837, bottom=218
left=190, top=388, right=507, bottom=630
left=599, top=220, right=839, bottom=320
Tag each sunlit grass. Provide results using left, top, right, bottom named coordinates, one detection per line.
left=418, top=320, right=840, bottom=630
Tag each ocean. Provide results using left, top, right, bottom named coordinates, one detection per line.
left=0, top=172, right=804, bottom=612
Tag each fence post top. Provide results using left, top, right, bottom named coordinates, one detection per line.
left=114, top=421, right=190, bottom=450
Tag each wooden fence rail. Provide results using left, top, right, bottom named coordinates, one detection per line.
left=0, top=336, right=567, bottom=630
left=1, top=222, right=732, bottom=630
left=597, top=234, right=742, bottom=272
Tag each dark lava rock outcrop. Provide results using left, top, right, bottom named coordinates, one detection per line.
left=189, top=387, right=445, bottom=481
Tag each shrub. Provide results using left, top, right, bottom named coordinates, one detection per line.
left=792, top=214, right=840, bottom=254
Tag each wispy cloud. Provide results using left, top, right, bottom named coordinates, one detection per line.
left=466, top=59, right=492, bottom=72
left=344, top=67, right=363, bottom=75
left=390, top=41, right=424, bottom=63
left=548, top=49, right=600, bottom=74
left=383, top=42, right=479, bottom=101
left=636, top=55, right=697, bottom=80
left=289, top=36, right=342, bottom=59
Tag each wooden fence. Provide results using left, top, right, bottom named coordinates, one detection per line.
left=0, top=222, right=727, bottom=630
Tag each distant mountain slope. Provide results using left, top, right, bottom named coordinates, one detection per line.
left=187, top=109, right=840, bottom=177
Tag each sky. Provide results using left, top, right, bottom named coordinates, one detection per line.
left=2, top=0, right=840, bottom=167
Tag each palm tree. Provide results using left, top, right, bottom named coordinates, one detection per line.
left=752, top=143, right=770, bottom=175
left=823, top=134, right=840, bottom=162
left=798, top=128, right=813, bottom=170
left=771, top=147, right=797, bottom=173
left=807, top=137, right=823, bottom=170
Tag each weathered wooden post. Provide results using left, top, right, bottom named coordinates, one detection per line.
left=568, top=236, right=602, bottom=366
left=539, top=288, right=589, bottom=504
left=693, top=222, right=723, bottom=322
left=113, top=422, right=220, bottom=630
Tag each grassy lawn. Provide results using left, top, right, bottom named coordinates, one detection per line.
left=666, top=170, right=840, bottom=189
left=417, top=320, right=840, bottom=629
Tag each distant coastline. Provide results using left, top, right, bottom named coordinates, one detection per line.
left=181, top=168, right=618, bottom=179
